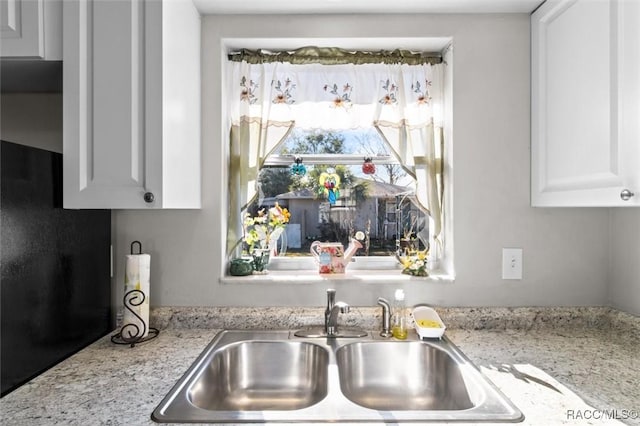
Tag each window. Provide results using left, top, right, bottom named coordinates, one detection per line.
left=248, top=128, right=430, bottom=260
left=225, top=48, right=448, bottom=276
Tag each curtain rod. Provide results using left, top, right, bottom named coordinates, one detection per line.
left=228, top=46, right=443, bottom=66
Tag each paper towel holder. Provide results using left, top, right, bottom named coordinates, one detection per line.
left=131, top=240, right=142, bottom=255
left=111, top=241, right=159, bottom=347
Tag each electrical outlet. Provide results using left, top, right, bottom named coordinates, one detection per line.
left=502, top=248, right=523, bottom=280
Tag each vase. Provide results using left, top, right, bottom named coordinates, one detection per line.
left=251, top=249, right=271, bottom=274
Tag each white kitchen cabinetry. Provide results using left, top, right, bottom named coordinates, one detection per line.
left=1, top=0, right=61, bottom=59
left=63, top=0, right=201, bottom=209
left=531, top=0, right=639, bottom=206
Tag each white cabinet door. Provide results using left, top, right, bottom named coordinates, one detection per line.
left=531, top=0, right=639, bottom=206
left=1, top=0, right=61, bottom=59
left=63, top=0, right=201, bottom=209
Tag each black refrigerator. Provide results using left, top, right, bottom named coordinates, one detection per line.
left=1, top=141, right=112, bottom=396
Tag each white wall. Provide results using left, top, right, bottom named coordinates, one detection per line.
left=609, top=210, right=640, bottom=315
left=112, top=13, right=615, bottom=308
left=1, top=93, right=63, bottom=152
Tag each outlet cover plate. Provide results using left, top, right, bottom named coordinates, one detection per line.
left=502, top=248, right=523, bottom=280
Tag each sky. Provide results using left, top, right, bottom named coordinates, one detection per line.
left=280, top=127, right=415, bottom=187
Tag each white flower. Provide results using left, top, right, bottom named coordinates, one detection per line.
left=254, top=226, right=268, bottom=241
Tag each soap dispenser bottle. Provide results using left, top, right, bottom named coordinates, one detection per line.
left=391, top=289, right=408, bottom=340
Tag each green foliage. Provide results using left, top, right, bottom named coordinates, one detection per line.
left=258, top=129, right=372, bottom=208
left=351, top=179, right=369, bottom=204
left=258, top=168, right=293, bottom=198
left=281, top=130, right=345, bottom=154
left=289, top=164, right=368, bottom=202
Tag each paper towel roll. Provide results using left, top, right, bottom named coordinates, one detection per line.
left=122, top=253, right=151, bottom=339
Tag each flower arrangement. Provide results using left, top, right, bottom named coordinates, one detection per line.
left=243, top=203, right=291, bottom=253
left=398, top=249, right=429, bottom=277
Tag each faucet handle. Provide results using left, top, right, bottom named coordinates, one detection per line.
left=335, top=301, right=350, bottom=313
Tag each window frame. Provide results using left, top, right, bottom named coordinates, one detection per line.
left=221, top=42, right=455, bottom=282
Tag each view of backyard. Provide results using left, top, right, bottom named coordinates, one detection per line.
left=246, top=128, right=429, bottom=257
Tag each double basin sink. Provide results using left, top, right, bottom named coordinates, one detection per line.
left=152, top=330, right=523, bottom=423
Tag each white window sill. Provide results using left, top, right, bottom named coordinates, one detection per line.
left=221, top=256, right=453, bottom=284
left=220, top=269, right=454, bottom=284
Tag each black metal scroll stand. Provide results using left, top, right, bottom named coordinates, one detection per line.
left=110, top=241, right=160, bottom=347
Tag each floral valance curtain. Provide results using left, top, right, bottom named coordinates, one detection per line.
left=226, top=60, right=445, bottom=257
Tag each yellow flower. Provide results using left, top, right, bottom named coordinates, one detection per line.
left=399, top=249, right=429, bottom=277
left=269, top=203, right=290, bottom=226
left=398, top=255, right=411, bottom=269
left=243, top=203, right=290, bottom=252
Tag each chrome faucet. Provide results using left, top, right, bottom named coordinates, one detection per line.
left=377, top=297, right=392, bottom=338
left=325, top=289, right=350, bottom=337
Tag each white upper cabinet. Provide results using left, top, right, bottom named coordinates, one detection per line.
left=531, top=0, right=639, bottom=206
left=1, top=0, right=62, bottom=59
left=63, top=0, right=201, bottom=209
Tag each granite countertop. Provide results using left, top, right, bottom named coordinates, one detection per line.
left=1, top=307, right=639, bottom=426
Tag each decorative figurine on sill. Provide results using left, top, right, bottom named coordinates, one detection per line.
left=397, top=248, right=429, bottom=277
left=319, top=168, right=341, bottom=205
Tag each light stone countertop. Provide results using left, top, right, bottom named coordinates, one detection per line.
left=1, top=307, right=638, bottom=426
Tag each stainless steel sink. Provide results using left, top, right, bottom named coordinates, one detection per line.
left=152, top=330, right=524, bottom=423
left=336, top=341, right=474, bottom=411
left=293, top=327, right=368, bottom=338
left=188, top=340, right=329, bottom=411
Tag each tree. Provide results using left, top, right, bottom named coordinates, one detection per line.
left=283, top=129, right=367, bottom=200
left=281, top=130, right=345, bottom=154
left=258, top=168, right=293, bottom=198
left=290, top=164, right=368, bottom=203
left=353, top=131, right=406, bottom=185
